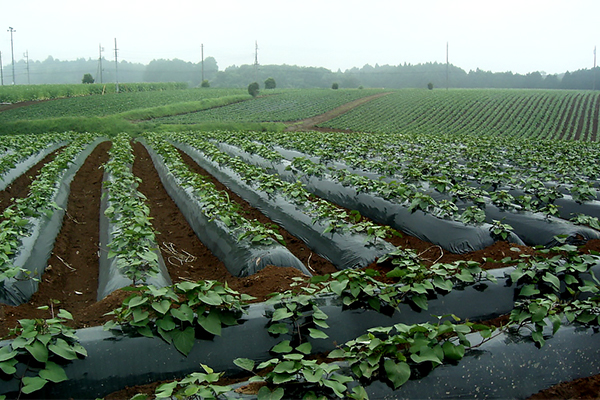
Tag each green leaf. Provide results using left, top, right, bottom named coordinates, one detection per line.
left=308, top=328, right=329, bottom=339
left=155, top=381, right=177, bottom=398
left=233, top=357, right=255, bottom=372
left=411, top=294, right=429, bottom=310
left=128, top=295, right=149, bottom=308
left=519, top=284, right=540, bottom=297
left=25, top=340, right=49, bottom=363
left=21, top=376, right=48, bottom=394
left=156, top=315, right=176, bottom=331
left=0, top=346, right=18, bottom=362
left=151, top=300, right=171, bottom=315
left=198, top=309, right=222, bottom=336
left=384, top=360, right=411, bottom=389
left=411, top=347, right=443, bottom=365
left=267, top=323, right=289, bottom=335
left=171, top=304, right=194, bottom=323
left=350, top=385, right=369, bottom=400
left=171, top=326, right=195, bottom=356
left=271, top=307, right=293, bottom=322
left=273, top=360, right=300, bottom=374
left=322, top=377, right=347, bottom=397
left=329, top=280, right=348, bottom=296
left=48, top=338, right=78, bottom=360
left=303, top=368, right=324, bottom=383
left=542, top=272, right=561, bottom=291
left=39, top=361, right=68, bottom=383
left=296, top=342, right=312, bottom=354
left=442, top=341, right=465, bottom=361
left=271, top=340, right=293, bottom=354
left=257, top=386, right=284, bottom=400
left=57, top=309, right=73, bottom=320
left=198, top=291, right=223, bottom=306
left=0, top=358, right=18, bottom=375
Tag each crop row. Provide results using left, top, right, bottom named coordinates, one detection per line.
left=221, top=128, right=600, bottom=197
left=163, top=132, right=396, bottom=249
left=0, top=133, right=68, bottom=186
left=155, top=89, right=386, bottom=124
left=0, top=133, right=97, bottom=294
left=0, top=82, right=188, bottom=104
left=200, top=130, right=600, bottom=249
left=100, top=134, right=165, bottom=291
left=319, top=89, right=600, bottom=141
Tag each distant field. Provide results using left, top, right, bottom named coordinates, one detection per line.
left=154, top=88, right=387, bottom=124
left=0, top=88, right=246, bottom=121
left=0, top=87, right=599, bottom=142
left=318, top=89, right=600, bottom=141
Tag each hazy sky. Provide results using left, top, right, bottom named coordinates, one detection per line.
left=2, top=0, right=599, bottom=74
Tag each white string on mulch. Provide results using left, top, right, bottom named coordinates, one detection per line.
left=160, top=242, right=197, bottom=267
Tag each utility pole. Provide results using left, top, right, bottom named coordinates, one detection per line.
left=0, top=51, right=4, bottom=86
left=23, top=50, right=30, bottom=84
left=114, top=38, right=119, bottom=93
left=593, top=45, right=597, bottom=91
left=201, top=43, right=205, bottom=82
left=97, top=44, right=104, bottom=84
left=8, top=27, right=16, bottom=85
left=446, top=42, right=449, bottom=91
left=254, top=40, right=259, bottom=83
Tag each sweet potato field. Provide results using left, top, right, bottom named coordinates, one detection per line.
left=1, top=88, right=600, bottom=399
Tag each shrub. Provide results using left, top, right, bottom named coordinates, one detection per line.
left=248, top=82, right=260, bottom=97
left=82, top=73, right=95, bottom=84
left=264, top=77, right=276, bottom=89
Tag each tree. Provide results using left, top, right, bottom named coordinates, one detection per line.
left=248, top=82, right=260, bottom=97
left=264, top=77, right=276, bottom=89
left=200, top=79, right=210, bottom=88
left=427, top=82, right=434, bottom=90
left=82, top=73, right=95, bottom=84
left=331, top=82, right=339, bottom=89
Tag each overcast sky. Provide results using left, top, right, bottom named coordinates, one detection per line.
left=1, top=0, right=598, bottom=75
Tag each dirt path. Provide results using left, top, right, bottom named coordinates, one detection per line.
left=285, top=92, right=391, bottom=131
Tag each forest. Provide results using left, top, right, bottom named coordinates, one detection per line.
left=1, top=55, right=598, bottom=90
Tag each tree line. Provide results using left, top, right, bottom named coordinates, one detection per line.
left=2, top=55, right=599, bottom=91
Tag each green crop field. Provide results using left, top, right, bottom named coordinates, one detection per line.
left=2, top=85, right=600, bottom=399
left=0, top=87, right=246, bottom=121
left=154, top=88, right=387, bottom=124
left=319, top=89, right=600, bottom=141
